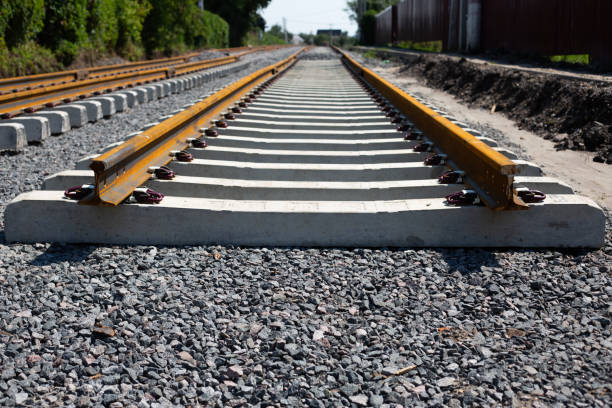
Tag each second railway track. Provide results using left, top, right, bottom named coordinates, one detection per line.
left=4, top=47, right=605, bottom=247
left=0, top=46, right=292, bottom=148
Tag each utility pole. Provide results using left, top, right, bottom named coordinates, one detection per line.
left=198, top=0, right=204, bottom=11
left=283, top=18, right=288, bottom=43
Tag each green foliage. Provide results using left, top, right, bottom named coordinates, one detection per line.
left=550, top=54, right=590, bottom=65
left=0, top=40, right=61, bottom=77
left=1, top=0, right=45, bottom=46
left=142, top=0, right=228, bottom=56
left=87, top=0, right=120, bottom=52
left=38, top=0, right=90, bottom=64
left=346, top=0, right=399, bottom=23
left=244, top=29, right=284, bottom=46
left=245, top=23, right=295, bottom=47
left=362, top=50, right=376, bottom=59
left=0, top=0, right=230, bottom=77
left=116, top=0, right=151, bottom=60
left=396, top=40, right=442, bottom=53
left=261, top=32, right=285, bottom=45
left=267, top=25, right=292, bottom=42
left=204, top=0, right=272, bottom=46
left=359, top=10, right=377, bottom=46
left=300, top=32, right=355, bottom=47
left=201, top=10, right=229, bottom=48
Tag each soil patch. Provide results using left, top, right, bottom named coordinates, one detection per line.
left=397, top=55, right=612, bottom=163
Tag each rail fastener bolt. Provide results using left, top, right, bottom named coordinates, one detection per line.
left=438, top=170, right=465, bottom=184
left=413, top=142, right=433, bottom=152
left=170, top=150, right=194, bottom=162
left=148, top=166, right=176, bottom=180
left=188, top=138, right=207, bottom=148
left=424, top=153, right=447, bottom=166
left=202, top=127, right=219, bottom=137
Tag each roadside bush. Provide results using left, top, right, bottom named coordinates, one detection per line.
left=200, top=10, right=229, bottom=48
left=142, top=0, right=228, bottom=56
left=0, top=40, right=60, bottom=77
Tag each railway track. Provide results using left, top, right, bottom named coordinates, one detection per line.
left=4, top=47, right=605, bottom=247
left=0, top=53, right=199, bottom=95
left=0, top=45, right=291, bottom=149
left=0, top=45, right=278, bottom=95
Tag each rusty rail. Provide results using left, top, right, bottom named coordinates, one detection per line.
left=0, top=46, right=294, bottom=119
left=82, top=47, right=307, bottom=206
left=0, top=54, right=198, bottom=95
left=0, top=45, right=291, bottom=96
left=0, top=55, right=236, bottom=118
left=333, top=46, right=526, bottom=210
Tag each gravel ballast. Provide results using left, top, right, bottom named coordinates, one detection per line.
left=0, top=47, right=611, bottom=407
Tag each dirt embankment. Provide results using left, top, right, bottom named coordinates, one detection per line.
left=398, top=55, right=612, bottom=163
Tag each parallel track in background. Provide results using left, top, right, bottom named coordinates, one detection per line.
left=0, top=45, right=287, bottom=96
left=0, top=45, right=291, bottom=119
left=4, top=47, right=605, bottom=247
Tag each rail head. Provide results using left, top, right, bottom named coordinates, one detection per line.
left=82, top=47, right=309, bottom=206
left=333, top=46, right=526, bottom=210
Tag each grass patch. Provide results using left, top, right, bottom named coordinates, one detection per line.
left=362, top=50, right=377, bottom=59
left=0, top=41, right=62, bottom=78
left=549, top=54, right=590, bottom=65
left=395, top=40, right=443, bottom=53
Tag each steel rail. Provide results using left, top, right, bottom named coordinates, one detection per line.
left=0, top=45, right=292, bottom=95
left=333, top=47, right=527, bottom=210
left=81, top=47, right=308, bottom=206
left=0, top=46, right=294, bottom=118
left=0, top=54, right=199, bottom=95
left=0, top=55, right=237, bottom=118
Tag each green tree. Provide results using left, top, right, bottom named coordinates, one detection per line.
left=360, top=9, right=377, bottom=45
left=116, top=0, right=152, bottom=59
left=267, top=24, right=292, bottom=42
left=299, top=33, right=313, bottom=45
left=142, top=0, right=228, bottom=56
left=204, top=0, right=272, bottom=46
left=87, top=0, right=120, bottom=52
left=1, top=0, right=45, bottom=46
left=345, top=0, right=399, bottom=22
left=38, top=0, right=90, bottom=64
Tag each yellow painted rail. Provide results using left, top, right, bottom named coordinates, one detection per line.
left=334, top=47, right=526, bottom=210
left=83, top=47, right=308, bottom=206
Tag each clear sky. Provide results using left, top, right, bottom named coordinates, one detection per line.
left=260, top=0, right=357, bottom=37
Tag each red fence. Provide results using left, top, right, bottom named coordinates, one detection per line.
left=396, top=0, right=449, bottom=48
left=375, top=6, right=394, bottom=46
left=375, top=0, right=612, bottom=66
left=375, top=0, right=450, bottom=50
left=481, top=0, right=612, bottom=65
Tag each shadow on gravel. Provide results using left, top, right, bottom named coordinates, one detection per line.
left=436, top=248, right=501, bottom=273
left=30, top=243, right=96, bottom=266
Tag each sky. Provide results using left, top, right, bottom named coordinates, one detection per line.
left=260, top=0, right=357, bottom=37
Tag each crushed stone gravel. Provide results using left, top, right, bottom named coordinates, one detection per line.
left=0, top=46, right=610, bottom=408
